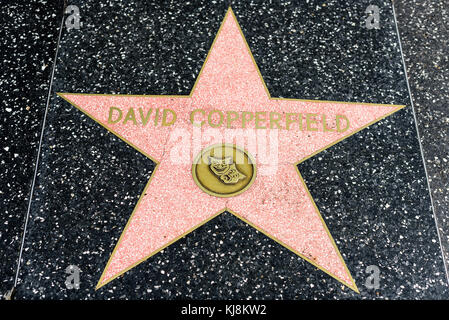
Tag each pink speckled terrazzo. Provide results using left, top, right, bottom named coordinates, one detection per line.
left=59, top=8, right=403, bottom=291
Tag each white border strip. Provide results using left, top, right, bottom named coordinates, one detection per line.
left=391, top=2, right=449, bottom=284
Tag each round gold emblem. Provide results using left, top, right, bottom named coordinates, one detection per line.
left=192, top=144, right=256, bottom=198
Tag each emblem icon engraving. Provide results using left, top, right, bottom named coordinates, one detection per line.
left=192, top=144, right=256, bottom=198
left=208, top=156, right=246, bottom=184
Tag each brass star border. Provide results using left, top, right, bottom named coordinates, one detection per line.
left=57, top=7, right=405, bottom=293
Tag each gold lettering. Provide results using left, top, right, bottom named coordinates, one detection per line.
left=269, top=112, right=283, bottom=129
left=208, top=110, right=224, bottom=128
left=226, top=111, right=239, bottom=128
left=336, top=115, right=350, bottom=132
left=306, top=113, right=318, bottom=131
left=108, top=107, right=122, bottom=124
left=322, top=114, right=335, bottom=132
left=139, top=108, right=152, bottom=126
left=154, top=109, right=160, bottom=126
left=286, top=113, right=299, bottom=130
left=190, top=109, right=205, bottom=127
left=123, top=108, right=137, bottom=125
left=255, top=112, right=267, bottom=129
left=241, top=112, right=254, bottom=128
left=162, top=108, right=177, bottom=126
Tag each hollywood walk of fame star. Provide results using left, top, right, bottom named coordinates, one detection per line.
left=58, top=8, right=404, bottom=291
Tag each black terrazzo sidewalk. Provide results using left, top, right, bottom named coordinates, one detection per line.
left=0, top=0, right=64, bottom=296
left=1, top=0, right=448, bottom=300
left=394, top=0, right=449, bottom=273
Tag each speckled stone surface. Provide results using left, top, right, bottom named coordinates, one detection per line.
left=0, top=0, right=63, bottom=295
left=6, top=0, right=449, bottom=299
left=394, top=0, right=449, bottom=274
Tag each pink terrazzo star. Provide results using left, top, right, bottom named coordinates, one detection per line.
left=58, top=8, right=404, bottom=292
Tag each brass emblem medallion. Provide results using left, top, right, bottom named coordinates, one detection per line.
left=192, top=144, right=256, bottom=198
